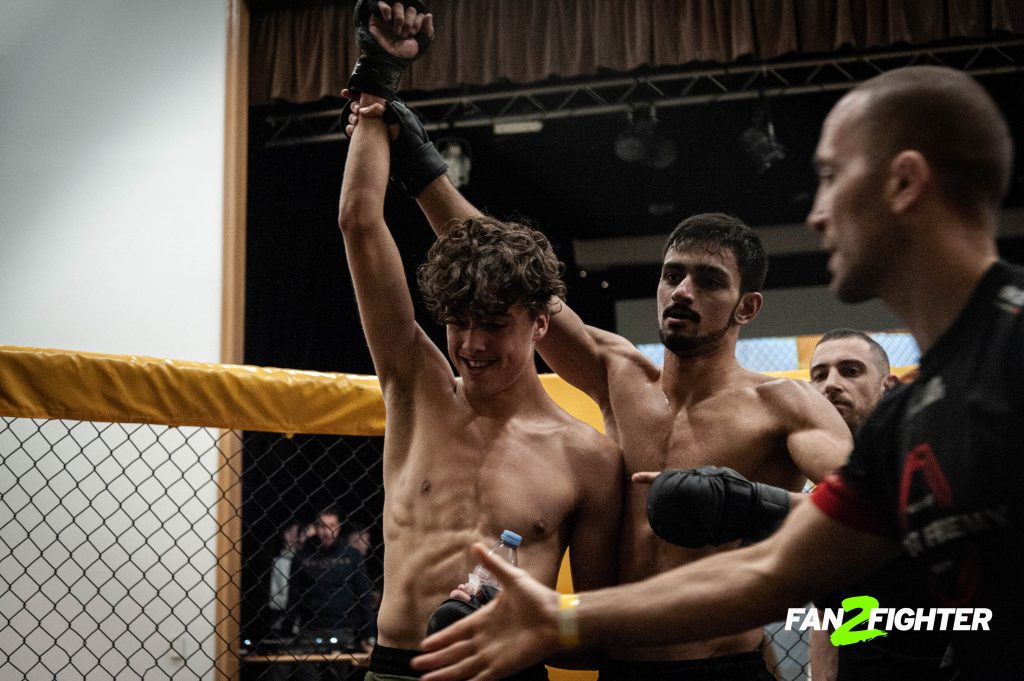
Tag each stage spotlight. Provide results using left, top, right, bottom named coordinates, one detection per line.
left=740, top=101, right=787, bottom=173
left=436, top=137, right=472, bottom=188
left=614, top=106, right=677, bottom=169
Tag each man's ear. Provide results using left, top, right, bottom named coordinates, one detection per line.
left=881, top=374, right=900, bottom=394
left=532, top=313, right=550, bottom=342
left=734, top=292, right=763, bottom=325
left=887, top=150, right=930, bottom=214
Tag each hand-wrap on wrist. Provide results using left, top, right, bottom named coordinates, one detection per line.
left=383, top=99, right=448, bottom=197
left=347, top=0, right=432, bottom=100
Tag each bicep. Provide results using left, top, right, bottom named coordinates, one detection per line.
left=785, top=389, right=853, bottom=483
left=343, top=227, right=443, bottom=381
left=539, top=306, right=642, bottom=406
left=787, top=424, right=852, bottom=484
left=567, top=449, right=624, bottom=591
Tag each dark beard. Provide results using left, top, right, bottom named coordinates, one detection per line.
left=660, top=322, right=732, bottom=358
left=659, top=298, right=741, bottom=359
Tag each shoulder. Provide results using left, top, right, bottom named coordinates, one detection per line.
left=589, top=328, right=661, bottom=377
left=555, top=413, right=623, bottom=472
left=756, top=375, right=824, bottom=406
left=755, top=375, right=842, bottom=424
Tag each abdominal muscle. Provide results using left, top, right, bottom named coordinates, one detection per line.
left=607, top=493, right=765, bottom=661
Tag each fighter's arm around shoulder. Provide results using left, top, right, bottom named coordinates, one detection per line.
left=338, top=95, right=451, bottom=387
left=764, top=378, right=853, bottom=484
left=539, top=304, right=657, bottom=408
left=565, top=433, right=624, bottom=592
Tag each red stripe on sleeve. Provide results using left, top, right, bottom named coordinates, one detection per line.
left=810, top=473, right=896, bottom=538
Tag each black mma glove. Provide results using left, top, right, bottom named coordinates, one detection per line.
left=646, top=466, right=790, bottom=548
left=425, top=585, right=498, bottom=635
left=382, top=99, right=448, bottom=197
left=347, top=0, right=432, bottom=100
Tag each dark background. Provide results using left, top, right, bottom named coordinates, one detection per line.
left=244, top=66, right=1024, bottom=376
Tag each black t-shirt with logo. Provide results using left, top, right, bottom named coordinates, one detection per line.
left=811, top=260, right=1024, bottom=680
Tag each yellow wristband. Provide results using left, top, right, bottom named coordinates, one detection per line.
left=558, top=594, right=580, bottom=648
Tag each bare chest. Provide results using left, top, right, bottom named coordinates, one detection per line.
left=384, top=417, right=579, bottom=546
left=611, top=390, right=786, bottom=478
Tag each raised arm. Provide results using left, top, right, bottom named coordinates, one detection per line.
left=338, top=95, right=437, bottom=384
left=338, top=4, right=443, bottom=385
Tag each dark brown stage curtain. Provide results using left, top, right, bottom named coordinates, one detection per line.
left=250, top=0, right=1024, bottom=105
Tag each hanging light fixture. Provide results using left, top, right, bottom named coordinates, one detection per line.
left=614, top=105, right=677, bottom=170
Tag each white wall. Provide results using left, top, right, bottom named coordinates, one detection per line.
left=0, top=0, right=226, bottom=363
left=0, top=3, right=227, bottom=679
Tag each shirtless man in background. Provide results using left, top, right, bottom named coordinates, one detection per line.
left=535, top=214, right=852, bottom=681
left=338, top=5, right=622, bottom=679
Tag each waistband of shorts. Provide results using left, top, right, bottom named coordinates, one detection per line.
left=599, top=650, right=767, bottom=679
left=369, top=644, right=421, bottom=678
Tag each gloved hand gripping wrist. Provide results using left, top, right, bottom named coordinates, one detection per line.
left=382, top=99, right=448, bottom=197
left=646, top=466, right=790, bottom=548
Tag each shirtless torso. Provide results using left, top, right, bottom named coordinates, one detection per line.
left=537, top=235, right=852, bottom=663
left=602, top=346, right=847, bottom=660
left=376, top=363, right=621, bottom=648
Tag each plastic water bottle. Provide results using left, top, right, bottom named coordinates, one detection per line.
left=466, top=529, right=521, bottom=596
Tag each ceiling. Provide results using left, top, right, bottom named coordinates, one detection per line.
left=244, top=36, right=1024, bottom=373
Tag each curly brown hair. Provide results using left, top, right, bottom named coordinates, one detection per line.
left=417, top=216, right=566, bottom=325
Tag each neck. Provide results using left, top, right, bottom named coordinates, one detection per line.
left=880, top=219, right=997, bottom=355
left=461, top=366, right=551, bottom=418
left=661, top=336, right=743, bottom=405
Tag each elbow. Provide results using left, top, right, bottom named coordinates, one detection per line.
left=338, top=190, right=381, bottom=236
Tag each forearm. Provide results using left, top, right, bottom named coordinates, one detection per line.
left=339, top=94, right=391, bottom=231
left=809, top=623, right=839, bottom=681
left=576, top=543, right=789, bottom=649
left=575, top=503, right=896, bottom=651
left=416, top=174, right=482, bottom=235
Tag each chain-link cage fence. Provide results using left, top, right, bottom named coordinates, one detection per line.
left=0, top=414, right=384, bottom=681
left=639, top=331, right=920, bottom=377
left=2, top=344, right=911, bottom=680
left=241, top=432, right=384, bottom=681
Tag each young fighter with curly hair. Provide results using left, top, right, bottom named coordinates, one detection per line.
left=336, top=5, right=621, bottom=681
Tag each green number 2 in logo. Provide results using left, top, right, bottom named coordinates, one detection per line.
left=831, top=595, right=888, bottom=646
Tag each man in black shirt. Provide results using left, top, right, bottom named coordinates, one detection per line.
left=290, top=509, right=375, bottom=651
left=808, top=330, right=949, bottom=680
left=410, top=65, right=1023, bottom=681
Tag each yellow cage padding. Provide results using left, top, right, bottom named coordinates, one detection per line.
left=0, top=344, right=915, bottom=436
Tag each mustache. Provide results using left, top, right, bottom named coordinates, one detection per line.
left=663, top=304, right=701, bottom=322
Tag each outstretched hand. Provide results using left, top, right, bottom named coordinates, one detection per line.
left=412, top=543, right=564, bottom=681
left=369, top=1, right=434, bottom=60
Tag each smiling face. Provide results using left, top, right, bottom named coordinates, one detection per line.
left=656, top=245, right=754, bottom=358
left=807, top=93, right=897, bottom=304
left=446, top=303, right=547, bottom=397
left=810, top=336, right=891, bottom=432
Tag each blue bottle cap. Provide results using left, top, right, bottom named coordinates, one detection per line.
left=500, top=529, right=522, bottom=547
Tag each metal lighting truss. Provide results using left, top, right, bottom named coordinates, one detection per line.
left=263, top=39, right=1024, bottom=146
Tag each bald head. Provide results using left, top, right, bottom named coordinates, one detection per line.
left=810, top=329, right=897, bottom=433
left=847, top=66, right=1013, bottom=219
